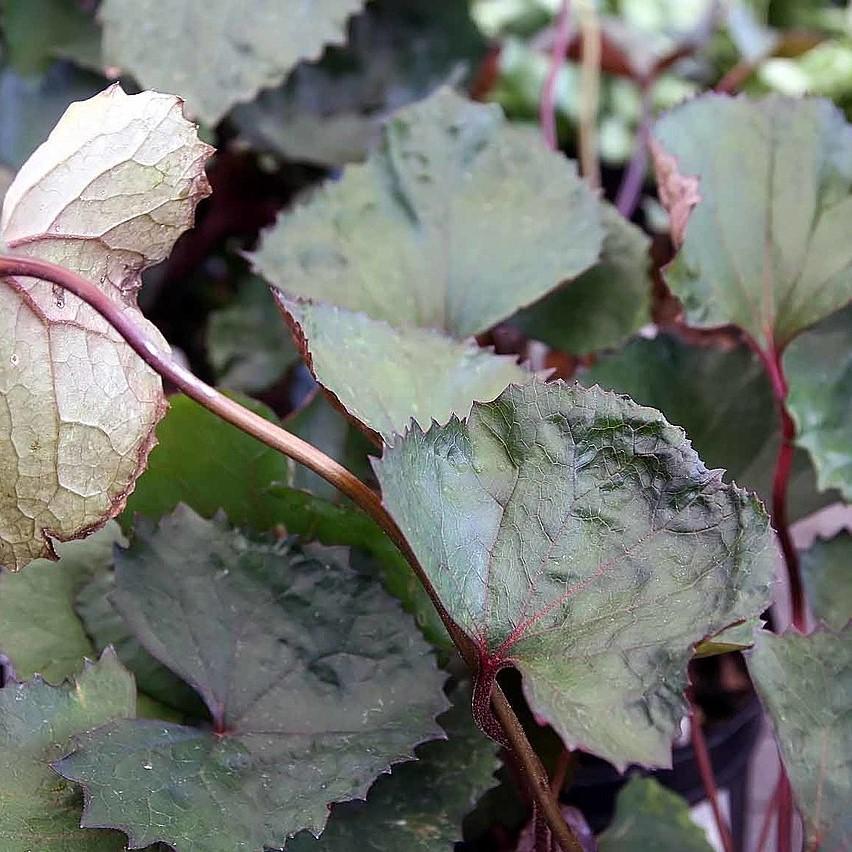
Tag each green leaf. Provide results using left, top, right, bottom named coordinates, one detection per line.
left=285, top=390, right=375, bottom=502
left=287, top=685, right=499, bottom=851
left=254, top=88, right=602, bottom=437
left=0, top=649, right=135, bottom=851
left=232, top=0, right=486, bottom=168
left=282, top=298, right=531, bottom=440
left=653, top=94, right=852, bottom=352
left=266, top=486, right=450, bottom=649
left=56, top=506, right=449, bottom=851
left=75, top=571, right=209, bottom=718
left=207, top=276, right=298, bottom=394
left=784, top=304, right=852, bottom=501
left=747, top=628, right=852, bottom=850
left=0, top=522, right=122, bottom=683
left=0, top=0, right=98, bottom=76
left=598, top=777, right=713, bottom=851
left=0, top=62, right=106, bottom=170
left=99, top=0, right=367, bottom=124
left=0, top=85, right=212, bottom=570
left=801, top=532, right=852, bottom=631
left=581, top=333, right=834, bottom=520
left=122, top=393, right=291, bottom=533
left=693, top=617, right=763, bottom=658
left=376, top=380, right=775, bottom=769
left=256, top=88, right=601, bottom=338
left=512, top=204, right=652, bottom=355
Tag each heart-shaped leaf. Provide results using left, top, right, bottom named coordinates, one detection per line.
left=598, top=777, right=713, bottom=851
left=0, top=84, right=212, bottom=571
left=253, top=88, right=603, bottom=438
left=0, top=522, right=121, bottom=682
left=99, top=0, right=367, bottom=124
left=512, top=204, right=652, bottom=356
left=581, top=333, right=834, bottom=520
left=287, top=685, right=499, bottom=851
left=801, top=532, right=852, bottom=631
left=747, top=628, right=852, bottom=850
left=0, top=649, right=135, bottom=851
left=56, top=505, right=448, bottom=851
left=232, top=0, right=486, bottom=168
left=376, top=380, right=775, bottom=769
left=784, top=304, right=852, bottom=501
left=653, top=94, right=852, bottom=353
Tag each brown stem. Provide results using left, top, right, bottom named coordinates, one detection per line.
left=689, top=697, right=734, bottom=852
left=576, top=0, right=601, bottom=189
left=0, top=253, right=581, bottom=852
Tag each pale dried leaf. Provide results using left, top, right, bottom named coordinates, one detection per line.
left=0, top=84, right=213, bottom=570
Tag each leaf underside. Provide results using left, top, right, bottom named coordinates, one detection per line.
left=0, top=84, right=212, bottom=570
left=377, top=380, right=775, bottom=769
left=56, top=506, right=449, bottom=851
left=800, top=532, right=852, bottom=631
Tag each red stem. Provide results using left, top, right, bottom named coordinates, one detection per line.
left=777, top=768, right=794, bottom=852
left=757, top=342, right=807, bottom=632
left=540, top=0, right=572, bottom=150
left=689, top=698, right=734, bottom=852
left=756, top=773, right=782, bottom=852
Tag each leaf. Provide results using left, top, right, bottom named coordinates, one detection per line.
left=693, top=617, right=764, bottom=658
left=747, top=628, right=852, bottom=850
left=56, top=506, right=449, bottom=851
left=0, top=649, right=136, bottom=851
left=0, top=84, right=212, bottom=571
left=122, top=393, right=291, bottom=533
left=0, top=0, right=99, bottom=76
left=287, top=685, right=499, bottom=851
left=207, top=276, right=299, bottom=394
left=254, top=89, right=602, bottom=438
left=256, top=88, right=601, bottom=338
left=0, top=522, right=122, bottom=682
left=801, top=532, right=852, bottom=631
left=76, top=571, right=209, bottom=718
left=784, top=304, right=852, bottom=501
left=282, top=298, right=531, bottom=440
left=581, top=333, right=835, bottom=521
left=231, top=0, right=486, bottom=168
left=376, top=380, right=776, bottom=769
left=0, top=61, right=106, bottom=170
left=512, top=204, right=652, bottom=355
left=99, top=0, right=367, bottom=124
left=597, top=777, right=713, bottom=851
left=265, top=485, right=450, bottom=649
left=652, top=94, right=852, bottom=352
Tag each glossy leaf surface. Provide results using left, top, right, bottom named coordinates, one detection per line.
left=377, top=381, right=775, bottom=768
left=57, top=506, right=448, bottom=851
